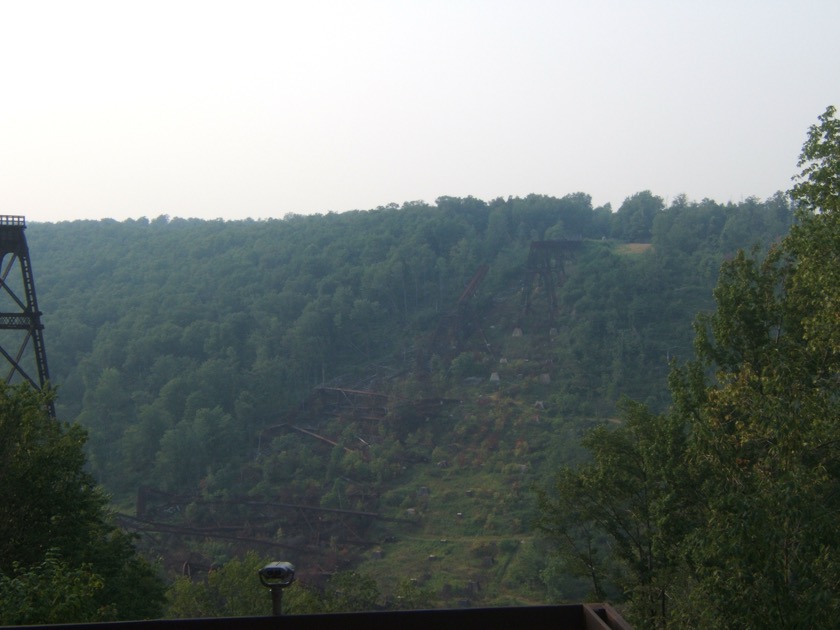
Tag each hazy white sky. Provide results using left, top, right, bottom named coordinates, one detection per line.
left=1, top=1, right=838, bottom=223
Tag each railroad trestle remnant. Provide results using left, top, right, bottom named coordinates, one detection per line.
left=0, top=216, right=52, bottom=412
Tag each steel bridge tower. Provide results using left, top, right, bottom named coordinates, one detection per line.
left=521, top=238, right=583, bottom=319
left=0, top=216, right=51, bottom=397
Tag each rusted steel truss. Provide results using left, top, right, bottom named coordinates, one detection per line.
left=315, top=386, right=390, bottom=420
left=129, top=487, right=412, bottom=557
left=0, top=216, right=51, bottom=398
left=521, top=238, right=583, bottom=318
left=427, top=264, right=490, bottom=364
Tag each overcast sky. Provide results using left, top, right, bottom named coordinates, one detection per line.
left=1, top=1, right=837, bottom=223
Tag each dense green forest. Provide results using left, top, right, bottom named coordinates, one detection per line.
left=13, top=185, right=796, bottom=619
left=28, top=192, right=791, bottom=496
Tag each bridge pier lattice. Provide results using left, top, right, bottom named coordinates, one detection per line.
left=0, top=216, right=52, bottom=411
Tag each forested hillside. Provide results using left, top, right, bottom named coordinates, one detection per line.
left=25, top=191, right=792, bottom=610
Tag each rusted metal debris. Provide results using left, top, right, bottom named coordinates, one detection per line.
left=394, top=397, right=460, bottom=418
left=521, top=238, right=583, bottom=318
left=426, top=264, right=491, bottom=365
left=135, top=487, right=414, bottom=524
left=457, top=263, right=489, bottom=306
left=315, top=386, right=389, bottom=420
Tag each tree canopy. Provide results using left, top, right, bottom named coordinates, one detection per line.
left=0, top=384, right=165, bottom=624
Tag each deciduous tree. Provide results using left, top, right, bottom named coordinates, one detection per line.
left=540, top=106, right=840, bottom=627
left=537, top=400, right=692, bottom=627
left=676, top=104, right=840, bottom=628
left=0, top=384, right=165, bottom=623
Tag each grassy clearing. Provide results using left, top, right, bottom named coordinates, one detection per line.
left=616, top=242, right=652, bottom=254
